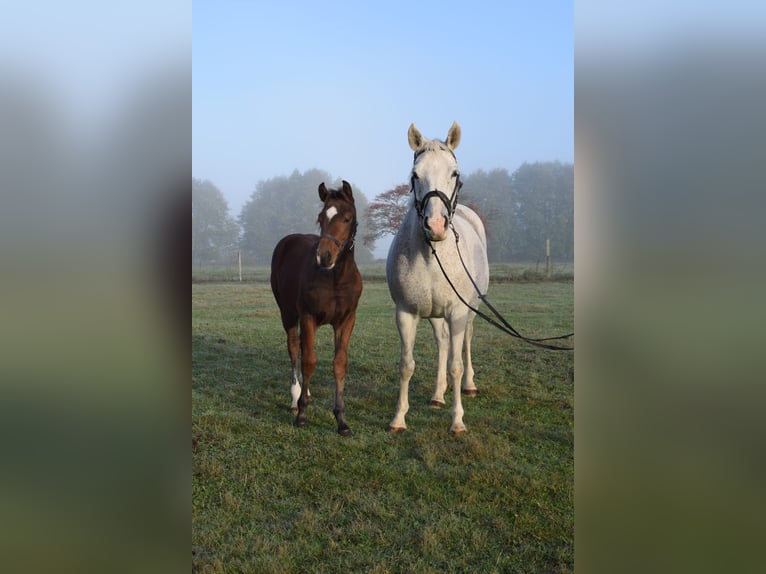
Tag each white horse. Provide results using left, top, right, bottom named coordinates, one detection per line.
left=386, top=121, right=489, bottom=434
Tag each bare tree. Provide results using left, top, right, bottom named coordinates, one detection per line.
left=363, top=184, right=411, bottom=247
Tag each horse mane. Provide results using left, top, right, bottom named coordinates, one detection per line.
left=413, top=138, right=456, bottom=160
left=324, top=187, right=344, bottom=199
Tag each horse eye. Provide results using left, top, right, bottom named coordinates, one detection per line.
left=452, top=170, right=460, bottom=178
left=344, top=217, right=351, bottom=223
left=411, top=172, right=419, bottom=180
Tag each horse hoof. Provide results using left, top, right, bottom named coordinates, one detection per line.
left=429, top=400, right=446, bottom=409
left=462, top=388, right=479, bottom=397
left=294, top=418, right=308, bottom=428
left=338, top=427, right=353, bottom=437
left=388, top=426, right=407, bottom=433
left=450, top=426, right=467, bottom=435
left=291, top=407, right=299, bottom=414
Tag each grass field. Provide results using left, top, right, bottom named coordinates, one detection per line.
left=192, top=261, right=574, bottom=284
left=192, top=274, right=573, bottom=573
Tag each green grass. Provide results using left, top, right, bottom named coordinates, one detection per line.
left=192, top=262, right=574, bottom=284
left=192, top=279, right=573, bottom=573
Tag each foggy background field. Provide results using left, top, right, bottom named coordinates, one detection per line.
left=192, top=1, right=574, bottom=259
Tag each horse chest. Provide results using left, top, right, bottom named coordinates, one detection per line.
left=299, top=274, right=360, bottom=326
left=389, top=256, right=453, bottom=317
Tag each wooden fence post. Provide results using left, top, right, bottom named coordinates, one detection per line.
left=238, top=250, right=242, bottom=282
left=546, top=239, right=551, bottom=278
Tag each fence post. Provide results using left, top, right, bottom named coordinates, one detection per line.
left=546, top=239, right=551, bottom=278
left=238, top=250, right=242, bottom=282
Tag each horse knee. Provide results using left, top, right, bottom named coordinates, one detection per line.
left=400, top=358, right=415, bottom=379
left=448, top=358, right=464, bottom=381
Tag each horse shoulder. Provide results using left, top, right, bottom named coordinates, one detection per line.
left=337, top=264, right=363, bottom=303
left=454, top=205, right=487, bottom=248
left=387, top=211, right=422, bottom=267
left=452, top=207, right=490, bottom=293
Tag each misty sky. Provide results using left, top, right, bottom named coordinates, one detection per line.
left=193, top=1, right=574, bottom=226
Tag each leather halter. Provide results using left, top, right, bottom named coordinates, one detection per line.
left=412, top=175, right=463, bottom=223
left=318, top=208, right=356, bottom=252
left=410, top=143, right=462, bottom=224
left=320, top=231, right=354, bottom=251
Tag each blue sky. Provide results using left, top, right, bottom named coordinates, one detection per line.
left=193, top=1, right=573, bottom=224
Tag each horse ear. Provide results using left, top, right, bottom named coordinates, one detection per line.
left=408, top=123, right=423, bottom=151
left=318, top=182, right=328, bottom=202
left=341, top=180, right=355, bottom=203
left=446, top=121, right=461, bottom=150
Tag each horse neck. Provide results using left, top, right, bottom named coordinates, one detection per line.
left=332, top=244, right=357, bottom=276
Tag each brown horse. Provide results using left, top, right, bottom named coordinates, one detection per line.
left=270, top=180, right=363, bottom=436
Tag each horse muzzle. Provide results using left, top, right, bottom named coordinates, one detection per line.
left=423, top=215, right=449, bottom=241
left=316, top=233, right=347, bottom=269
left=316, top=246, right=337, bottom=269
left=417, top=190, right=453, bottom=242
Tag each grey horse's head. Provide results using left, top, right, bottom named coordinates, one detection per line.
left=408, top=121, right=462, bottom=242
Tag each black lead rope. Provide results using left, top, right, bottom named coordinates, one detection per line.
left=428, top=226, right=574, bottom=351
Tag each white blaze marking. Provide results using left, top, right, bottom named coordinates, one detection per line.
left=325, top=206, right=338, bottom=222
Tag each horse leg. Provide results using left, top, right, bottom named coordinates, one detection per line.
left=332, top=316, right=356, bottom=436
left=286, top=326, right=301, bottom=413
left=428, top=317, right=449, bottom=408
left=390, top=309, right=419, bottom=431
left=461, top=315, right=479, bottom=396
left=447, top=313, right=469, bottom=434
left=295, top=317, right=317, bottom=428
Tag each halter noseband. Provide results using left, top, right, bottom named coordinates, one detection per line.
left=412, top=175, right=463, bottom=223
left=320, top=232, right=354, bottom=251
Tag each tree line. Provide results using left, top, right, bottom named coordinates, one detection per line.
left=192, top=161, right=573, bottom=267
left=461, top=162, right=573, bottom=262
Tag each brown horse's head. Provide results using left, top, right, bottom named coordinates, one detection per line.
left=316, top=180, right=357, bottom=270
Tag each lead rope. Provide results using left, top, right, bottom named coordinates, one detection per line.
left=428, top=225, right=574, bottom=351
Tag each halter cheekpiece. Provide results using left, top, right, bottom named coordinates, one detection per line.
left=410, top=143, right=462, bottom=225
left=411, top=175, right=463, bottom=223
